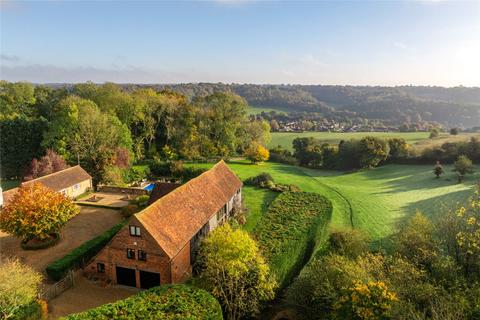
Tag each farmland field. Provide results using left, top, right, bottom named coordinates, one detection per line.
left=268, top=131, right=437, bottom=150
left=248, top=105, right=289, bottom=115
left=191, top=161, right=479, bottom=248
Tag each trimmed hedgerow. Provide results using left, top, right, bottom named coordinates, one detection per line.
left=255, top=191, right=332, bottom=289
left=46, top=221, right=125, bottom=281
left=62, top=285, right=223, bottom=320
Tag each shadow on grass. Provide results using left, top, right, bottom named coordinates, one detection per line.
left=362, top=164, right=479, bottom=193
left=371, top=187, right=477, bottom=251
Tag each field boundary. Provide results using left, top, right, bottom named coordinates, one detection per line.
left=300, top=168, right=354, bottom=228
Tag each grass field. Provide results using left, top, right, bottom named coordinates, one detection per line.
left=191, top=161, right=479, bottom=248
left=268, top=131, right=436, bottom=150
left=0, top=179, right=20, bottom=191
left=248, top=105, right=289, bottom=115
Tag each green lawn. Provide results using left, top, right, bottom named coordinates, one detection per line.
left=191, top=161, right=478, bottom=248
left=248, top=105, right=289, bottom=115
left=268, top=131, right=435, bottom=150
left=1, top=179, right=20, bottom=191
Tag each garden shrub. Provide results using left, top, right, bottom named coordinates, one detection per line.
left=244, top=173, right=300, bottom=193
left=255, top=192, right=333, bottom=288
left=121, top=204, right=140, bottom=218
left=12, top=301, right=42, bottom=320
left=244, top=172, right=274, bottom=187
left=46, top=222, right=125, bottom=281
left=62, top=285, right=223, bottom=320
left=132, top=195, right=149, bottom=208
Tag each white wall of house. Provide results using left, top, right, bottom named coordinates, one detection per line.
left=61, top=179, right=92, bottom=198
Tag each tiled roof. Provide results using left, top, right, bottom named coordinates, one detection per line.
left=22, top=165, right=91, bottom=191
left=1, top=166, right=91, bottom=206
left=147, top=182, right=181, bottom=206
left=136, top=160, right=242, bottom=258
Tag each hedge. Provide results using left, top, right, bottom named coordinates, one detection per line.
left=62, top=285, right=223, bottom=320
left=255, top=191, right=333, bottom=289
left=46, top=221, right=125, bottom=281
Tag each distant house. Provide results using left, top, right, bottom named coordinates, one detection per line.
left=1, top=166, right=92, bottom=207
left=84, top=160, right=242, bottom=289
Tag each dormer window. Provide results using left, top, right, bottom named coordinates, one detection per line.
left=129, top=225, right=141, bottom=237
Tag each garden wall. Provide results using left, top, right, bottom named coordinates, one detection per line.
left=97, top=186, right=148, bottom=196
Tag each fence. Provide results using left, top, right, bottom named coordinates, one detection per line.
left=39, top=270, right=75, bottom=301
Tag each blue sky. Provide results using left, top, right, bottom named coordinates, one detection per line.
left=1, top=0, right=479, bottom=86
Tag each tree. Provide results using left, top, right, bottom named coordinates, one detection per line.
left=0, top=117, right=47, bottom=179
left=0, top=258, right=43, bottom=319
left=335, top=280, right=397, bottom=320
left=433, top=161, right=444, bottom=179
left=196, top=92, right=248, bottom=157
left=0, top=183, right=79, bottom=242
left=245, top=142, right=270, bottom=164
left=286, top=254, right=370, bottom=319
left=69, top=103, right=133, bottom=187
left=453, top=155, right=474, bottom=183
left=358, top=137, right=390, bottom=169
left=0, top=81, right=36, bottom=119
left=388, top=138, right=411, bottom=160
left=24, top=149, right=69, bottom=180
left=42, top=95, right=92, bottom=160
left=430, top=128, right=440, bottom=139
left=394, top=212, right=438, bottom=269
left=443, top=188, right=480, bottom=279
left=197, top=224, right=276, bottom=320
left=238, top=120, right=271, bottom=153
left=450, top=128, right=459, bottom=135
left=329, top=229, right=369, bottom=258
left=292, top=137, right=322, bottom=167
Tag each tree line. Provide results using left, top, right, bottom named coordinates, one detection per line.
left=270, top=136, right=480, bottom=173
left=0, top=81, right=270, bottom=186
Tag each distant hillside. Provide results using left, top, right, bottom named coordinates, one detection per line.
left=145, top=83, right=480, bottom=128
left=44, top=83, right=480, bottom=128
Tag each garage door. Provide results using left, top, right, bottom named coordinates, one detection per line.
left=116, top=266, right=136, bottom=287
left=140, top=270, right=160, bottom=289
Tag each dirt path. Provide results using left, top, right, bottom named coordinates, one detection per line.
left=0, top=206, right=122, bottom=275
left=48, top=271, right=138, bottom=319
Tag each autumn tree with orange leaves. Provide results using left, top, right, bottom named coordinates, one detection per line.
left=0, top=183, right=79, bottom=242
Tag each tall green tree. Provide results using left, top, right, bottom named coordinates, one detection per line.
left=358, top=136, right=390, bottom=168
left=197, top=224, right=276, bottom=320
left=42, top=96, right=92, bottom=159
left=196, top=92, right=248, bottom=157
left=0, top=259, right=43, bottom=320
left=453, top=155, right=474, bottom=183
left=0, top=117, right=47, bottom=178
left=395, top=212, right=438, bottom=269
left=0, top=81, right=36, bottom=119
left=70, top=104, right=133, bottom=187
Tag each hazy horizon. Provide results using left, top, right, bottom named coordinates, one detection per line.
left=1, top=0, right=479, bottom=86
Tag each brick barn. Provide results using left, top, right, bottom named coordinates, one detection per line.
left=84, top=160, right=242, bottom=289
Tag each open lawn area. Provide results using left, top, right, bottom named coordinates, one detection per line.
left=191, top=161, right=479, bottom=249
left=268, top=131, right=436, bottom=150
left=247, top=105, right=289, bottom=115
